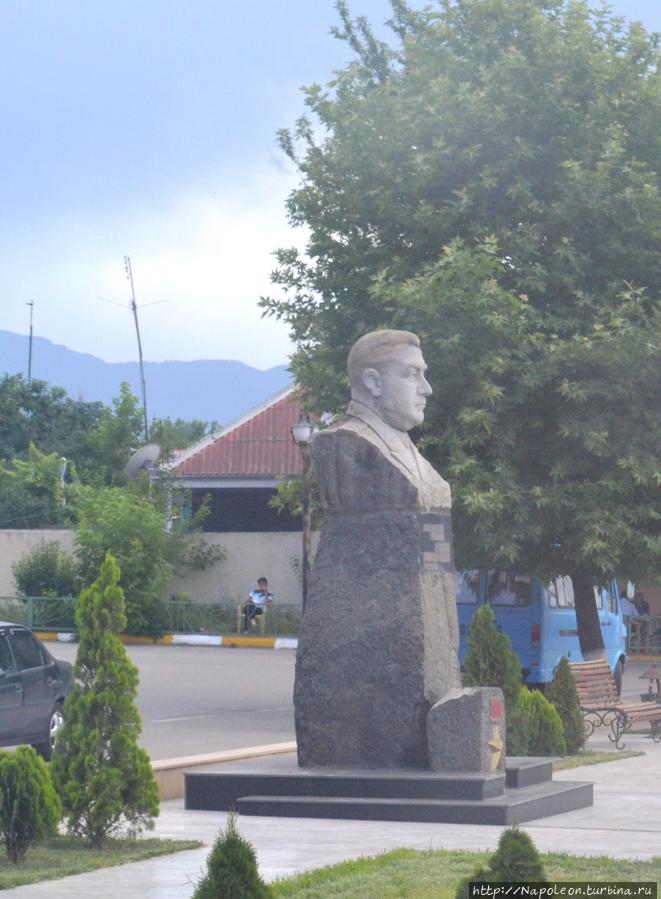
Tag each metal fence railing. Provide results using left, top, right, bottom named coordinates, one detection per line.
left=0, top=596, right=77, bottom=631
left=627, top=616, right=661, bottom=656
left=166, top=601, right=302, bottom=636
left=0, top=597, right=302, bottom=637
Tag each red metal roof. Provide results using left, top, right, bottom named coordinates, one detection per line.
left=171, top=388, right=306, bottom=478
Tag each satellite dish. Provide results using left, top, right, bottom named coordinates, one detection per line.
left=125, top=443, right=161, bottom=479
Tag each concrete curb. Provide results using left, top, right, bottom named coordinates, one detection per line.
left=152, top=741, right=297, bottom=800
left=34, top=631, right=299, bottom=650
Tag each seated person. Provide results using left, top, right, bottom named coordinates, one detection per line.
left=242, top=577, right=273, bottom=632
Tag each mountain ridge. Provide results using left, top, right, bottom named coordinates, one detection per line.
left=0, top=329, right=292, bottom=424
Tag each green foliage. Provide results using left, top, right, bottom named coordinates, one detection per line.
left=262, top=0, right=661, bottom=657
left=0, top=746, right=61, bottom=863
left=519, top=688, right=566, bottom=757
left=459, top=826, right=546, bottom=893
left=551, top=656, right=586, bottom=754
left=173, top=531, right=227, bottom=574
left=0, top=443, right=73, bottom=529
left=454, top=866, right=489, bottom=899
left=12, top=541, right=81, bottom=597
left=51, top=555, right=159, bottom=848
left=268, top=477, right=323, bottom=528
left=83, top=383, right=144, bottom=487
left=488, top=827, right=547, bottom=882
left=149, top=417, right=218, bottom=458
left=0, top=374, right=104, bottom=470
left=505, top=702, right=531, bottom=758
left=463, top=606, right=521, bottom=711
left=75, top=486, right=172, bottom=635
left=463, top=605, right=528, bottom=754
left=193, top=811, right=272, bottom=899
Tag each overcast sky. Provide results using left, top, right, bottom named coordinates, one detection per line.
left=1, top=1, right=659, bottom=369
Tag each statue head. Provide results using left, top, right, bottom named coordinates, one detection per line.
left=347, top=329, right=432, bottom=432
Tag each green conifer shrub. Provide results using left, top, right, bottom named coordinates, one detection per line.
left=506, top=702, right=531, bottom=757
left=454, top=866, right=489, bottom=899
left=193, top=811, right=272, bottom=899
left=0, top=746, right=61, bottom=863
left=519, top=689, right=566, bottom=756
left=458, top=826, right=546, bottom=892
left=550, top=656, right=586, bottom=754
left=463, top=605, right=528, bottom=754
left=488, top=826, right=547, bottom=882
left=50, top=554, right=159, bottom=848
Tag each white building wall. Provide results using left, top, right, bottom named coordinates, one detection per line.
left=0, top=529, right=318, bottom=608
left=0, top=529, right=76, bottom=596
left=167, top=531, right=319, bottom=606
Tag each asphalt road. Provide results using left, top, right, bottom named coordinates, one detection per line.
left=49, top=643, right=653, bottom=762
left=51, top=643, right=296, bottom=761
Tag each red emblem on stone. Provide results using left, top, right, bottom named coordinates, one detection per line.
left=490, top=698, right=503, bottom=722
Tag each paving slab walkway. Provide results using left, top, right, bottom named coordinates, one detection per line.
left=9, top=729, right=661, bottom=897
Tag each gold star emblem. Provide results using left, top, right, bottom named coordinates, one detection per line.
left=488, top=727, right=504, bottom=771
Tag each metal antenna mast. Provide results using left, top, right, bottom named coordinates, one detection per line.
left=123, top=256, right=149, bottom=442
left=26, top=300, right=35, bottom=380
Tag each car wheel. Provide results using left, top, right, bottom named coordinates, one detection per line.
left=613, top=659, right=625, bottom=697
left=33, top=703, right=65, bottom=761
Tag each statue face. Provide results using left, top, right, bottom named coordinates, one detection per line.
left=367, top=344, right=432, bottom=432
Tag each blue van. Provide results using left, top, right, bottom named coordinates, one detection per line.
left=456, top=570, right=627, bottom=693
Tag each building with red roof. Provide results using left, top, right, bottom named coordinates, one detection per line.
left=169, top=386, right=305, bottom=532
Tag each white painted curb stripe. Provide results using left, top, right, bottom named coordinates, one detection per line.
left=46, top=632, right=298, bottom=649
left=171, top=633, right=223, bottom=646
left=275, top=637, right=298, bottom=650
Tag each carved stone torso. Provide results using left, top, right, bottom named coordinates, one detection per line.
left=293, top=403, right=461, bottom=769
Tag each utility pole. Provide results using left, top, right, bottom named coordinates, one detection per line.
left=123, top=256, right=150, bottom=443
left=26, top=300, right=35, bottom=380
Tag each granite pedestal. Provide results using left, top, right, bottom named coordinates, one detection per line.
left=184, top=752, right=593, bottom=826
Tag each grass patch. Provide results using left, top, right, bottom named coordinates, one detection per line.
left=271, top=848, right=661, bottom=898
left=553, top=749, right=644, bottom=770
left=0, top=835, right=201, bottom=891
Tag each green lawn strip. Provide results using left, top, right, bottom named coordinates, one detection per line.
left=0, top=836, right=202, bottom=891
left=271, top=848, right=661, bottom=898
left=553, top=749, right=644, bottom=770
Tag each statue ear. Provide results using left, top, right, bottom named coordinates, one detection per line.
left=362, top=368, right=381, bottom=397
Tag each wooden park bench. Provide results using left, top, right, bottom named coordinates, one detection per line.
left=569, top=659, right=661, bottom=750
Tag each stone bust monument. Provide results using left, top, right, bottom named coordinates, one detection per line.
left=294, top=329, right=464, bottom=769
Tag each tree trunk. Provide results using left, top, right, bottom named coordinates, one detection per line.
left=572, top=568, right=606, bottom=660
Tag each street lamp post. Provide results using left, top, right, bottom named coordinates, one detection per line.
left=291, top=414, right=315, bottom=613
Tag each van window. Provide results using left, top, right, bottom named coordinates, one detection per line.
left=593, top=583, right=617, bottom=614
left=548, top=576, right=575, bottom=608
left=456, top=571, right=480, bottom=604
left=486, top=570, right=531, bottom=606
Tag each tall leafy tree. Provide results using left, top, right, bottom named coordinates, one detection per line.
left=83, top=383, right=145, bottom=486
left=0, top=443, right=73, bottom=528
left=75, top=486, right=173, bottom=635
left=261, top=0, right=661, bottom=655
left=0, top=374, right=104, bottom=468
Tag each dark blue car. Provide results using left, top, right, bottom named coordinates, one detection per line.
left=0, top=622, right=73, bottom=759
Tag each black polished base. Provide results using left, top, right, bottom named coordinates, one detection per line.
left=184, top=753, right=592, bottom=826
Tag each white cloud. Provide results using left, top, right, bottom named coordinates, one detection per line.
left=0, top=164, right=306, bottom=369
